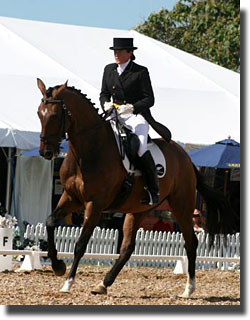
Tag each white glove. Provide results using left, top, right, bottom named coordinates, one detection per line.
left=103, top=101, right=113, bottom=112
left=118, top=104, right=134, bottom=115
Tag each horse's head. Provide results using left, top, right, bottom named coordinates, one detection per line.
left=37, top=78, right=69, bottom=160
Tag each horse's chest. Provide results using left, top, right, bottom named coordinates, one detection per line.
left=65, top=176, right=84, bottom=196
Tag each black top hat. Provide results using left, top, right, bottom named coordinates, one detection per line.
left=109, top=38, right=138, bottom=50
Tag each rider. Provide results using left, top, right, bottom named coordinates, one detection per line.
left=100, top=37, right=160, bottom=204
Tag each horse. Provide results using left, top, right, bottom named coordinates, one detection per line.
left=36, top=78, right=236, bottom=298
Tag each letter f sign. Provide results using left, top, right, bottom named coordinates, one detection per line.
left=3, top=236, right=8, bottom=246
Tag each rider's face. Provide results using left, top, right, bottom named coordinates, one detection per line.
left=114, top=50, right=132, bottom=65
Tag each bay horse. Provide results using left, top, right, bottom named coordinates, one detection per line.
left=37, top=79, right=235, bottom=298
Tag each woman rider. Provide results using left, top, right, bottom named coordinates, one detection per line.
left=100, top=38, right=168, bottom=204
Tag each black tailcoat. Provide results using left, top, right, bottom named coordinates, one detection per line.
left=100, top=61, right=154, bottom=116
left=100, top=60, right=172, bottom=142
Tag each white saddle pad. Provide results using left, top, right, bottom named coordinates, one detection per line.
left=111, top=121, right=166, bottom=178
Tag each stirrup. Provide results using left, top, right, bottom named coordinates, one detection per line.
left=141, top=187, right=159, bottom=206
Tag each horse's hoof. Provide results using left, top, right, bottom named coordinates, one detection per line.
left=178, top=292, right=192, bottom=299
left=91, top=282, right=107, bottom=295
left=59, top=278, right=74, bottom=293
left=52, top=259, right=66, bottom=276
left=178, top=287, right=195, bottom=299
left=178, top=277, right=195, bottom=298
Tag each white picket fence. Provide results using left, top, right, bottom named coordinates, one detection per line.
left=132, top=229, right=240, bottom=269
left=12, top=224, right=240, bottom=270
left=21, top=224, right=119, bottom=265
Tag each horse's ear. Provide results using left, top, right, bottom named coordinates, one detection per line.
left=53, top=80, right=68, bottom=98
left=37, top=78, right=46, bottom=96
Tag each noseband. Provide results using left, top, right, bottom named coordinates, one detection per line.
left=40, top=98, right=71, bottom=144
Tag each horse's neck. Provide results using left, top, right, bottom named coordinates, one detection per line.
left=67, top=93, right=101, bottom=132
left=67, top=121, right=119, bottom=173
left=63, top=91, right=116, bottom=158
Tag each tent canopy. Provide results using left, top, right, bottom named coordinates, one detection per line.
left=0, top=16, right=240, bottom=148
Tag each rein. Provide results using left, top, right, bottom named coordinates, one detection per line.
left=102, top=107, right=126, bottom=159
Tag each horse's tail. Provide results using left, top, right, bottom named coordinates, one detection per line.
left=193, top=164, right=237, bottom=240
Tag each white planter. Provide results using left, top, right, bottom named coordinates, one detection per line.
left=0, top=227, right=13, bottom=271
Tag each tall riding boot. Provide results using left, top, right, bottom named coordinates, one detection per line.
left=139, top=151, right=159, bottom=204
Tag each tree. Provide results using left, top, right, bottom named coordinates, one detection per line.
left=134, top=0, right=240, bottom=72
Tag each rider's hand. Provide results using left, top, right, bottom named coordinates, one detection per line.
left=118, top=104, right=134, bottom=115
left=103, top=101, right=113, bottom=112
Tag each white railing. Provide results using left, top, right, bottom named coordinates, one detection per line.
left=8, top=224, right=240, bottom=270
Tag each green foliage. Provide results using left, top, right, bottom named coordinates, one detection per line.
left=13, top=235, right=35, bottom=250
left=134, top=0, right=240, bottom=72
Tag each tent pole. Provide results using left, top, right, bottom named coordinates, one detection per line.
left=5, top=147, right=12, bottom=213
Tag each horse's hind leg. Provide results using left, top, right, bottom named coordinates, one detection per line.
left=46, top=191, right=81, bottom=276
left=170, top=197, right=198, bottom=298
left=179, top=226, right=198, bottom=298
left=91, top=211, right=147, bottom=295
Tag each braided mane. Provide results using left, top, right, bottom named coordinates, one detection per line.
left=46, top=84, right=101, bottom=116
left=66, top=86, right=96, bottom=106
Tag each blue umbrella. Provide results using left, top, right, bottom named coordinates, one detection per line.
left=189, top=138, right=240, bottom=169
left=22, top=140, right=69, bottom=157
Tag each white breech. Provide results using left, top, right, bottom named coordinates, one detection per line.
left=118, top=113, right=149, bottom=157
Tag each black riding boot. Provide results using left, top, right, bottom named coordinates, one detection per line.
left=139, top=151, right=159, bottom=204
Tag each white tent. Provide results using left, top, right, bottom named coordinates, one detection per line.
left=0, top=16, right=240, bottom=225
left=0, top=16, right=240, bottom=147
left=13, top=156, right=53, bottom=226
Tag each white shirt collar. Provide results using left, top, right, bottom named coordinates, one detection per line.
left=117, top=59, right=131, bottom=75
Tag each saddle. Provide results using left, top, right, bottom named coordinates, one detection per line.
left=103, top=119, right=166, bottom=212
left=110, top=120, right=166, bottom=178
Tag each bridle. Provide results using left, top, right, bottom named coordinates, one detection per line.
left=40, top=98, right=71, bottom=145
left=40, top=96, right=109, bottom=149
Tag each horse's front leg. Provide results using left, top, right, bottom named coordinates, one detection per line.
left=60, top=201, right=102, bottom=293
left=46, top=191, right=81, bottom=276
left=91, top=211, right=147, bottom=295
